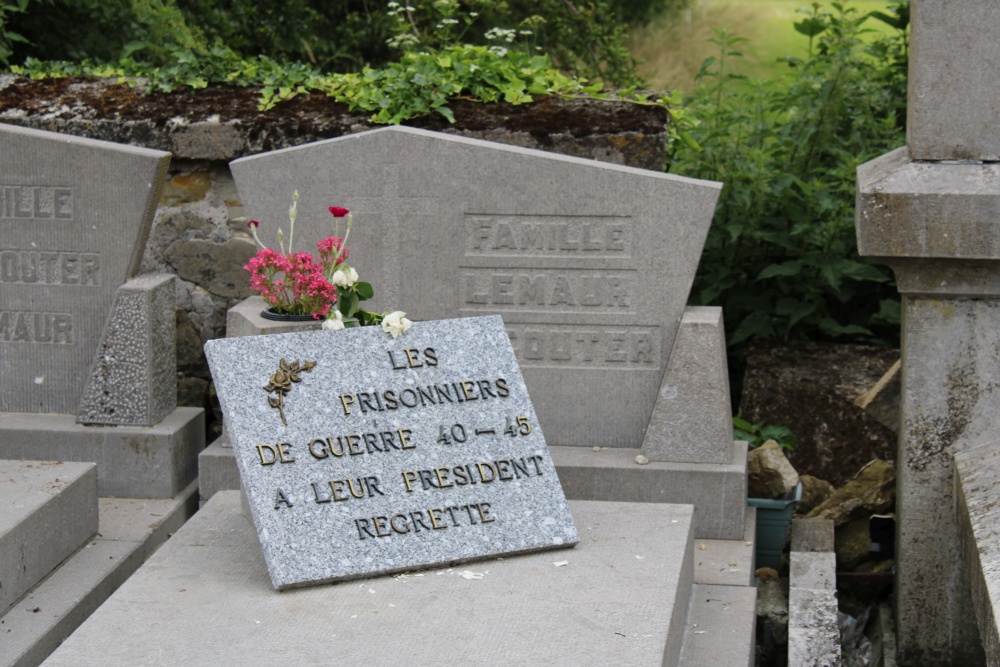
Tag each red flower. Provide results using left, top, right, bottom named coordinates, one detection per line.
left=328, top=206, right=350, bottom=218
left=248, top=219, right=260, bottom=228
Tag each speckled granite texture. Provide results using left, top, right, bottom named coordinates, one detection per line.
left=205, top=315, right=579, bottom=589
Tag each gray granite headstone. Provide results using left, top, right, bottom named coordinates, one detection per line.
left=0, top=123, right=170, bottom=414
left=231, top=126, right=721, bottom=448
left=204, top=315, right=579, bottom=589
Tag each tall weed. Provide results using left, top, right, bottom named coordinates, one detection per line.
left=670, top=1, right=908, bottom=371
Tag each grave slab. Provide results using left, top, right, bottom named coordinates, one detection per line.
left=955, top=442, right=1000, bottom=665
left=0, top=408, right=203, bottom=498
left=0, top=123, right=170, bottom=415
left=0, top=461, right=97, bottom=617
left=692, top=507, right=757, bottom=587
left=42, top=492, right=697, bottom=667
left=205, top=316, right=579, bottom=589
left=231, top=126, right=722, bottom=449
left=0, top=483, right=198, bottom=667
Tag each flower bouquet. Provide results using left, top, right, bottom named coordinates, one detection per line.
left=244, top=191, right=412, bottom=337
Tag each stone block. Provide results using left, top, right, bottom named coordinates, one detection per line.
left=231, top=126, right=721, bottom=449
left=0, top=123, right=170, bottom=415
left=908, top=0, right=1000, bottom=161
left=198, top=435, right=239, bottom=503
left=0, top=461, right=97, bottom=616
left=77, top=274, right=177, bottom=425
left=791, top=518, right=835, bottom=553
left=641, top=306, right=733, bottom=464
left=226, top=295, right=323, bottom=338
left=0, top=408, right=204, bottom=498
left=42, top=494, right=701, bottom=667
left=857, top=148, right=1000, bottom=268
left=551, top=442, right=748, bottom=539
left=200, top=437, right=749, bottom=540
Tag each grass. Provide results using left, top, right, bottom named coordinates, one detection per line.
left=630, top=0, right=897, bottom=92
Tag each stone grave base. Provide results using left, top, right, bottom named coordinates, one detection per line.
left=0, top=408, right=204, bottom=498
left=0, top=459, right=198, bottom=667
left=199, top=437, right=747, bottom=540
left=41, top=493, right=756, bottom=667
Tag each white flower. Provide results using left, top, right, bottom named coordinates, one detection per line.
left=322, top=310, right=345, bottom=331
left=381, top=311, right=412, bottom=338
left=332, top=267, right=358, bottom=288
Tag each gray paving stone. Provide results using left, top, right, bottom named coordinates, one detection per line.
left=692, top=507, right=757, bottom=587
left=43, top=493, right=697, bottom=667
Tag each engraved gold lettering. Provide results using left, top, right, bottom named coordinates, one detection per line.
left=339, top=393, right=355, bottom=415
left=256, top=444, right=279, bottom=465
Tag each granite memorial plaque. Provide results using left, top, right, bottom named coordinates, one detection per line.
left=0, top=123, right=170, bottom=414
left=231, top=126, right=721, bottom=448
left=205, top=315, right=579, bottom=589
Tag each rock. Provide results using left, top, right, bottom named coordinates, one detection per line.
left=835, top=517, right=873, bottom=571
left=805, top=459, right=895, bottom=526
left=748, top=440, right=800, bottom=499
left=756, top=567, right=779, bottom=582
left=164, top=237, right=257, bottom=298
left=634, top=454, right=649, bottom=465
left=177, top=377, right=208, bottom=409
left=160, top=171, right=212, bottom=206
left=739, top=339, right=899, bottom=486
left=175, top=309, right=207, bottom=376
left=797, top=475, right=835, bottom=515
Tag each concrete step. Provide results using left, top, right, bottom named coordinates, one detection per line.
left=1, top=461, right=98, bottom=617
left=0, top=481, right=198, bottom=667
left=678, top=583, right=757, bottom=667
left=41, top=493, right=718, bottom=667
left=692, top=506, right=756, bottom=587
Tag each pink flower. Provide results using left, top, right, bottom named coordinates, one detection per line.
left=328, top=206, right=350, bottom=218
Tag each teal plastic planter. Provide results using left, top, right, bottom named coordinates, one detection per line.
left=747, top=482, right=803, bottom=570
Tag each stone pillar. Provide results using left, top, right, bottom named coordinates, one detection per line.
left=855, top=1, right=1000, bottom=663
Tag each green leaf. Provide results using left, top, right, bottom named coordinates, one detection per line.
left=354, top=282, right=374, bottom=300
left=757, top=261, right=802, bottom=280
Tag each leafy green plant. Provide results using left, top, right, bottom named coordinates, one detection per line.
left=733, top=417, right=797, bottom=451
left=670, top=1, right=909, bottom=361
left=0, top=0, right=29, bottom=67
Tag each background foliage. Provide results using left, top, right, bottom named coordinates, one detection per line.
left=669, top=1, right=908, bottom=382
left=2, top=0, right=689, bottom=86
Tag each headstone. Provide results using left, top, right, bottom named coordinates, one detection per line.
left=0, top=123, right=170, bottom=415
left=205, top=315, right=579, bottom=589
left=230, top=126, right=721, bottom=449
left=0, top=123, right=205, bottom=499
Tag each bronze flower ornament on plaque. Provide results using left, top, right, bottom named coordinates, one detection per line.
left=263, top=358, right=316, bottom=426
